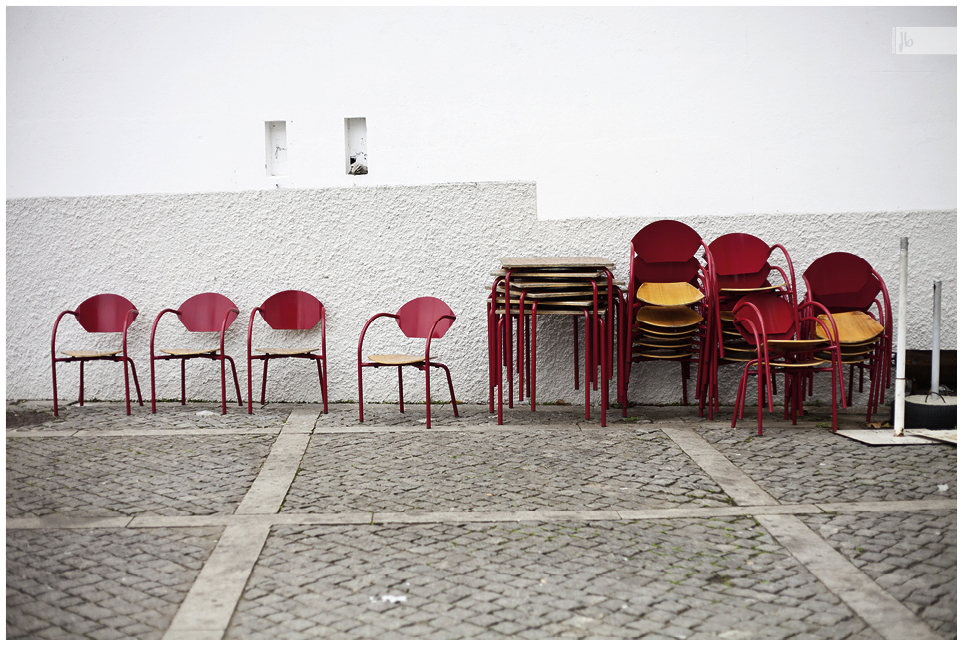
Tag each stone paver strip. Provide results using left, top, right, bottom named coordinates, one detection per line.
left=236, top=433, right=310, bottom=515
left=164, top=521, right=272, bottom=640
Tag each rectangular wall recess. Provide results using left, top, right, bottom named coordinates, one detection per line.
left=265, top=121, right=288, bottom=177
left=345, top=118, right=368, bottom=175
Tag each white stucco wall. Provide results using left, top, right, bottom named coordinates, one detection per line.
left=6, top=184, right=956, bottom=407
left=5, top=6, right=956, bottom=408
left=6, top=6, right=956, bottom=218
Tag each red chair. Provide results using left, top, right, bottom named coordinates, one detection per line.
left=730, top=292, right=846, bottom=435
left=620, top=220, right=714, bottom=414
left=150, top=293, right=243, bottom=414
left=702, top=232, right=796, bottom=419
left=803, top=252, right=892, bottom=421
left=358, top=297, right=459, bottom=429
left=247, top=290, right=328, bottom=414
left=50, top=294, right=144, bottom=417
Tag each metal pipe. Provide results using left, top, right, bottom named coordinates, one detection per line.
left=894, top=237, right=908, bottom=436
left=930, top=280, right=942, bottom=398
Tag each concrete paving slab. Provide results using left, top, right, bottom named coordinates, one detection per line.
left=834, top=429, right=945, bottom=445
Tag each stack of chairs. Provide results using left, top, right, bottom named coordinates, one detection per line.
left=803, top=252, right=892, bottom=421
left=620, top=220, right=713, bottom=414
left=701, top=233, right=796, bottom=419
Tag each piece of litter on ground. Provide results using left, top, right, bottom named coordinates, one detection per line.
left=378, top=594, right=406, bottom=604
left=938, top=484, right=949, bottom=492
left=196, top=411, right=216, bottom=417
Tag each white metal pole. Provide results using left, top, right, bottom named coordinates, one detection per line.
left=930, top=280, right=941, bottom=398
left=894, top=237, right=908, bottom=436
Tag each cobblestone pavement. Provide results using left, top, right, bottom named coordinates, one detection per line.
left=6, top=400, right=957, bottom=640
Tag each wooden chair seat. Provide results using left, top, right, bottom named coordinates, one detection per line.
left=633, top=338, right=694, bottom=349
left=636, top=305, right=704, bottom=327
left=765, top=338, right=830, bottom=354
left=61, top=349, right=121, bottom=358
left=633, top=349, right=696, bottom=360
left=255, top=347, right=319, bottom=356
left=368, top=354, right=433, bottom=366
left=159, top=347, right=219, bottom=356
left=816, top=312, right=884, bottom=344
left=636, top=282, right=704, bottom=306
left=635, top=323, right=700, bottom=337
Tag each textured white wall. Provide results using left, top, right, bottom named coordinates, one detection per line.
left=6, top=183, right=956, bottom=407
left=6, top=6, right=956, bottom=218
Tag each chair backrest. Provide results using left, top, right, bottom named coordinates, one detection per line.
left=177, top=293, right=239, bottom=332
left=630, top=220, right=705, bottom=285
left=258, top=290, right=323, bottom=330
left=732, top=292, right=797, bottom=343
left=631, top=220, right=703, bottom=264
left=803, top=252, right=879, bottom=312
left=74, top=294, right=138, bottom=333
left=709, top=232, right=773, bottom=277
left=396, top=297, right=455, bottom=339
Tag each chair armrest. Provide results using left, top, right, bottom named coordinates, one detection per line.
left=51, top=310, right=78, bottom=359
left=150, top=308, right=181, bottom=359
left=357, top=313, right=399, bottom=365
left=121, top=308, right=139, bottom=358
left=247, top=307, right=263, bottom=359
left=219, top=308, right=240, bottom=354
left=424, top=314, right=456, bottom=361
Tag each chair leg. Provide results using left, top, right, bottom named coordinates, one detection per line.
left=123, top=356, right=132, bottom=416
left=530, top=305, right=537, bottom=412
left=227, top=357, right=243, bottom=406
left=425, top=364, right=432, bottom=429
left=247, top=355, right=254, bottom=414
left=445, top=366, right=459, bottom=418
left=52, top=359, right=60, bottom=417
left=757, top=363, right=765, bottom=436
left=398, top=366, right=405, bottom=413
left=180, top=358, right=187, bottom=405
left=261, top=359, right=269, bottom=406
left=79, top=360, right=85, bottom=406
left=220, top=355, right=228, bottom=415
left=358, top=364, right=365, bottom=423
left=150, top=356, right=157, bottom=413
left=316, top=358, right=328, bottom=414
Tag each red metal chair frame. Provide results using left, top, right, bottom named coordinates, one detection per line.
left=50, top=294, right=144, bottom=416
left=150, top=292, right=243, bottom=415
left=247, top=290, right=328, bottom=414
left=701, top=232, right=796, bottom=420
left=730, top=292, right=846, bottom=435
left=358, top=297, right=459, bottom=429
left=802, top=252, right=892, bottom=421
left=620, top=220, right=714, bottom=415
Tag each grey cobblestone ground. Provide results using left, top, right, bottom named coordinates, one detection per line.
left=284, top=428, right=729, bottom=513
left=697, top=424, right=957, bottom=503
left=5, top=400, right=957, bottom=640
left=227, top=519, right=873, bottom=640
left=798, top=510, right=957, bottom=639
left=7, top=527, right=222, bottom=639
left=6, top=434, right=276, bottom=518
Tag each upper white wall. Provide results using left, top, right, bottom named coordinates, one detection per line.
left=6, top=6, right=956, bottom=218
